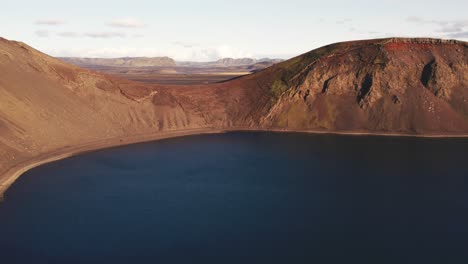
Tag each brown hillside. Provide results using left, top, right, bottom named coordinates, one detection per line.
left=0, top=37, right=467, bottom=196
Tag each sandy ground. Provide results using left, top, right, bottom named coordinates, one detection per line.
left=1, top=128, right=467, bottom=201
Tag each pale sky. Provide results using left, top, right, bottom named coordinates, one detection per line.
left=1, top=0, right=467, bottom=61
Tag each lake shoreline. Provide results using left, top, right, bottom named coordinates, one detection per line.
left=0, top=128, right=224, bottom=201
left=1, top=127, right=468, bottom=200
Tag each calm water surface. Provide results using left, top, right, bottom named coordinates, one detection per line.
left=0, top=132, right=467, bottom=263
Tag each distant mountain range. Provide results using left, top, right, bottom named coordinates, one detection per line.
left=59, top=57, right=177, bottom=68
left=177, top=58, right=284, bottom=68
left=58, top=56, right=283, bottom=68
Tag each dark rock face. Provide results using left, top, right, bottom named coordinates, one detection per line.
left=357, top=73, right=374, bottom=108
left=421, top=59, right=436, bottom=87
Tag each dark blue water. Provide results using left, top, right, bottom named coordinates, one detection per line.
left=1, top=132, right=467, bottom=264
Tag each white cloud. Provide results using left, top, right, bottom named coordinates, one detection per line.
left=35, top=19, right=65, bottom=26
left=406, top=17, right=425, bottom=23
left=337, top=18, right=353, bottom=25
left=166, top=45, right=254, bottom=61
left=47, top=44, right=254, bottom=61
left=447, top=32, right=468, bottom=39
left=216, top=45, right=253, bottom=59
left=406, top=17, right=468, bottom=37
left=84, top=32, right=126, bottom=38
left=57, top=32, right=79, bottom=38
left=436, top=25, right=463, bottom=33
left=172, top=41, right=199, bottom=48
left=35, top=30, right=50, bottom=37
left=108, top=17, right=146, bottom=28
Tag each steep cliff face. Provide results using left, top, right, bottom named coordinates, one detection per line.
left=259, top=38, right=468, bottom=134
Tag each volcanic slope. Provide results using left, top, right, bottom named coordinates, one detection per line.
left=253, top=38, right=468, bottom=133
left=0, top=37, right=468, bottom=193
